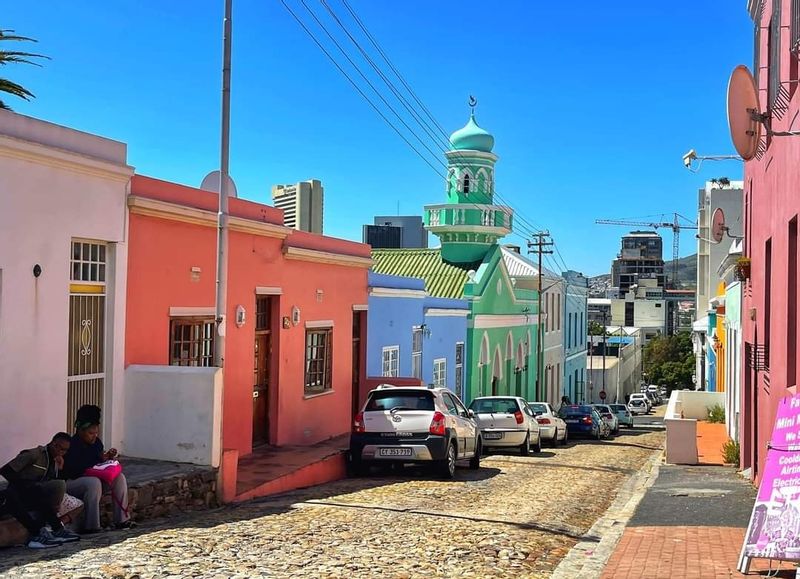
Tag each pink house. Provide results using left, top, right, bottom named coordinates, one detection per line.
left=740, top=0, right=800, bottom=483
left=124, top=175, right=370, bottom=480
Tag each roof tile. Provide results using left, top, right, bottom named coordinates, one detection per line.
left=370, top=248, right=470, bottom=299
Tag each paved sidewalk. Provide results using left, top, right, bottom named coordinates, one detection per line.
left=600, top=465, right=798, bottom=578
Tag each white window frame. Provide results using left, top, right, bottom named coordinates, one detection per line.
left=433, top=358, right=447, bottom=387
left=382, top=346, right=399, bottom=378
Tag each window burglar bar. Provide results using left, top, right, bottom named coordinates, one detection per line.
left=746, top=342, right=770, bottom=372
left=769, top=2, right=782, bottom=111
left=170, top=319, right=215, bottom=366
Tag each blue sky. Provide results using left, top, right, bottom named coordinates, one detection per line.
left=4, top=1, right=752, bottom=276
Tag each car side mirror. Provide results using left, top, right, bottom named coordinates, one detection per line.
left=467, top=409, right=475, bottom=419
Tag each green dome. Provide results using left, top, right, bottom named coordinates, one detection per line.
left=449, top=114, right=495, bottom=153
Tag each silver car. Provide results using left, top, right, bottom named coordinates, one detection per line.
left=592, top=404, right=619, bottom=435
left=350, top=386, right=481, bottom=479
left=469, top=396, right=542, bottom=455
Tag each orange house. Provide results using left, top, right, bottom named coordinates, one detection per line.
left=125, top=175, right=370, bottom=463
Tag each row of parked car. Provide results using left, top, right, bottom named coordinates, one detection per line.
left=349, top=384, right=640, bottom=479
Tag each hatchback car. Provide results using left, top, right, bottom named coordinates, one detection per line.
left=558, top=405, right=608, bottom=440
left=527, top=401, right=568, bottom=446
left=592, top=404, right=619, bottom=435
left=609, top=403, right=634, bottom=429
left=469, top=396, right=542, bottom=455
left=350, top=386, right=481, bottom=478
left=629, top=393, right=652, bottom=413
left=627, top=398, right=648, bottom=415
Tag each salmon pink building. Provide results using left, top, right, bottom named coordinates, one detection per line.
left=740, top=0, right=800, bottom=483
left=124, top=175, right=370, bottom=473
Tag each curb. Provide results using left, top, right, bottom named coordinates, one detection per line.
left=550, top=448, right=663, bottom=579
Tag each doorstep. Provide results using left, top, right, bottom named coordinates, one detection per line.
left=231, top=434, right=349, bottom=503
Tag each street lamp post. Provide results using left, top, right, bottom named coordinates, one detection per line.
left=214, top=0, right=233, bottom=368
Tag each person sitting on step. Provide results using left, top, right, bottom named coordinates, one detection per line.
left=0, top=432, right=81, bottom=548
left=62, top=405, right=133, bottom=533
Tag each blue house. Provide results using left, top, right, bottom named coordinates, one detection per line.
left=367, top=272, right=469, bottom=397
left=562, top=270, right=589, bottom=403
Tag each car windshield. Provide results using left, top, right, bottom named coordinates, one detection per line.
left=366, top=390, right=435, bottom=412
left=630, top=399, right=644, bottom=405
left=469, top=398, right=520, bottom=414
left=560, top=405, right=593, bottom=416
left=529, top=403, right=548, bottom=415
left=594, top=405, right=610, bottom=412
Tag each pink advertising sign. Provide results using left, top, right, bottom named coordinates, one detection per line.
left=739, top=394, right=800, bottom=571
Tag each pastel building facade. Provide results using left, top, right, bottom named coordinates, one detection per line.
left=738, top=0, right=800, bottom=484
left=366, top=272, right=468, bottom=396
left=372, top=109, right=540, bottom=405
left=0, top=111, right=132, bottom=465
left=125, top=175, right=371, bottom=468
left=563, top=270, right=589, bottom=403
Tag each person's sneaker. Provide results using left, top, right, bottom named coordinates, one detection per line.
left=51, top=527, right=81, bottom=543
left=27, top=529, right=61, bottom=549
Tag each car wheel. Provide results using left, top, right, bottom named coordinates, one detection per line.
left=550, top=432, right=558, bottom=448
left=439, top=441, right=457, bottom=479
left=628, top=423, right=634, bottom=429
left=469, top=439, right=482, bottom=470
left=596, top=428, right=602, bottom=441
left=533, top=433, right=542, bottom=453
left=561, top=429, right=569, bottom=445
left=520, top=433, right=531, bottom=456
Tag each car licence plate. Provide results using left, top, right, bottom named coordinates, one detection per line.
left=378, top=447, right=412, bottom=457
left=483, top=432, right=503, bottom=439
left=565, top=419, right=579, bottom=423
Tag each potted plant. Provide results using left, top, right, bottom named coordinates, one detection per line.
left=735, top=256, right=751, bottom=281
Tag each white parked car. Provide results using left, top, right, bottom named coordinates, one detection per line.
left=350, top=386, right=481, bottom=478
left=629, top=393, right=652, bottom=412
left=468, top=396, right=542, bottom=455
left=592, top=404, right=619, bottom=435
left=527, top=402, right=568, bottom=446
left=627, top=398, right=648, bottom=415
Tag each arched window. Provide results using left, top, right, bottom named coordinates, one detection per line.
left=463, top=173, right=471, bottom=194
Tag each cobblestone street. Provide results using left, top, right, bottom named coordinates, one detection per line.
left=0, top=429, right=664, bottom=579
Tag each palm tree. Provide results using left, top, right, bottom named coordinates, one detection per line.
left=0, top=29, right=48, bottom=111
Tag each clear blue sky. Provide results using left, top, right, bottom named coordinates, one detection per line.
left=4, top=1, right=752, bottom=276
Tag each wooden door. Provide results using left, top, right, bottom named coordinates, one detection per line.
left=351, top=311, right=363, bottom=419
left=253, top=296, right=272, bottom=446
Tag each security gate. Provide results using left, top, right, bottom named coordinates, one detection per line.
left=67, top=240, right=107, bottom=427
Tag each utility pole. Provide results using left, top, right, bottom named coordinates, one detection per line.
left=214, top=0, right=233, bottom=368
left=601, top=309, right=607, bottom=400
left=528, top=231, right=553, bottom=402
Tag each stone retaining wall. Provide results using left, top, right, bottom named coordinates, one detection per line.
left=100, top=469, right=218, bottom=526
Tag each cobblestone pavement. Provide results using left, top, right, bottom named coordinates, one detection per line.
left=0, top=430, right=664, bottom=579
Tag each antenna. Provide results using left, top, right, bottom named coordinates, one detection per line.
left=727, top=64, right=800, bottom=160
left=201, top=170, right=238, bottom=198
left=711, top=208, right=726, bottom=244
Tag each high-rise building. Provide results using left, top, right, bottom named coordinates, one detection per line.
left=271, top=179, right=323, bottom=234
left=610, top=231, right=666, bottom=292
left=363, top=216, right=428, bottom=249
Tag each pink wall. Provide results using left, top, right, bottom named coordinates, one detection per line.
left=742, top=0, right=800, bottom=484
left=126, top=176, right=369, bottom=457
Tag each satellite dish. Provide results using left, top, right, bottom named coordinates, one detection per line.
left=200, top=171, right=238, bottom=198
left=726, top=65, right=761, bottom=161
left=711, top=207, right=726, bottom=244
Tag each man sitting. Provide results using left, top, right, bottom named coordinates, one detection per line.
left=0, top=433, right=81, bottom=548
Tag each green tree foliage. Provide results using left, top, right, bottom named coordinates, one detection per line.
left=0, top=29, right=48, bottom=111
left=588, top=321, right=606, bottom=336
left=644, top=332, right=695, bottom=389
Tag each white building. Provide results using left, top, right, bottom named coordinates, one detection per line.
left=696, top=180, right=743, bottom=320
left=271, top=179, right=324, bottom=234
left=0, top=111, right=132, bottom=463
left=587, top=327, right=642, bottom=404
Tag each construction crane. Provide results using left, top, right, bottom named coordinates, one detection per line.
left=595, top=213, right=698, bottom=288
